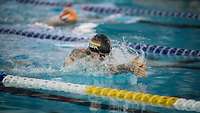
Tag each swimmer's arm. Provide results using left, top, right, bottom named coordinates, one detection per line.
left=64, top=49, right=77, bottom=67
left=64, top=56, right=74, bottom=67
left=128, top=63, right=147, bottom=77
left=108, top=64, right=129, bottom=74
left=108, top=63, right=147, bottom=77
left=127, top=56, right=147, bottom=77
left=46, top=16, right=66, bottom=27
left=64, top=49, right=85, bottom=67
left=131, top=57, right=147, bottom=77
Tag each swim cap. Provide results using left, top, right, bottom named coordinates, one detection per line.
left=89, top=34, right=111, bottom=54
left=59, top=8, right=78, bottom=22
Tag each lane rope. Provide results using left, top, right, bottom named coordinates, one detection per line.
left=129, top=43, right=200, bottom=58
left=15, top=0, right=200, bottom=20
left=16, top=0, right=72, bottom=7
left=0, top=27, right=86, bottom=42
left=0, top=86, right=158, bottom=113
left=0, top=72, right=199, bottom=112
left=82, top=5, right=200, bottom=20
left=0, top=27, right=199, bottom=58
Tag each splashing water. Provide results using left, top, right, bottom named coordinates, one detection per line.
left=33, top=22, right=54, bottom=29
left=63, top=40, right=146, bottom=76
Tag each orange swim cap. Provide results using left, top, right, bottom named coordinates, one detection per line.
left=59, top=8, right=78, bottom=23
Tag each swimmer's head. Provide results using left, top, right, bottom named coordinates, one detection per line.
left=59, top=7, right=78, bottom=23
left=88, top=34, right=112, bottom=54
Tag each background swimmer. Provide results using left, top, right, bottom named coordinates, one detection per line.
left=45, top=7, right=78, bottom=27
left=64, top=34, right=147, bottom=77
left=38, top=6, right=142, bottom=28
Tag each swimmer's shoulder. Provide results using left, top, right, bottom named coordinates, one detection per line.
left=69, top=48, right=89, bottom=59
left=70, top=48, right=87, bottom=54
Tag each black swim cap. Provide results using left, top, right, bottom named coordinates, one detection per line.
left=89, top=34, right=111, bottom=54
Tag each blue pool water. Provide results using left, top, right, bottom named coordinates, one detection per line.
left=0, top=0, right=200, bottom=113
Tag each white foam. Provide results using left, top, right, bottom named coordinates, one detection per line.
left=33, top=22, right=54, bottom=29
left=72, top=23, right=98, bottom=36
left=63, top=40, right=145, bottom=75
left=105, top=41, right=139, bottom=65
left=125, top=17, right=146, bottom=24
left=103, top=14, right=122, bottom=22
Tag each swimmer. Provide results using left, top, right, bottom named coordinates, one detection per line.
left=64, top=34, right=147, bottom=77
left=43, top=7, right=131, bottom=27
left=46, top=7, right=78, bottom=26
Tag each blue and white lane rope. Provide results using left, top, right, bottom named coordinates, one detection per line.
left=0, top=27, right=199, bottom=58
left=16, top=0, right=72, bottom=7
left=0, top=72, right=200, bottom=113
left=82, top=6, right=200, bottom=20
left=0, top=27, right=86, bottom=42
left=15, top=0, right=200, bottom=20
left=129, top=43, right=200, bottom=58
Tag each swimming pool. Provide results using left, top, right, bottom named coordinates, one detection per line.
left=0, top=0, right=200, bottom=113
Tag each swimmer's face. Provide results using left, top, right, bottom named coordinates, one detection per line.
left=90, top=51, right=99, bottom=58
left=89, top=49, right=106, bottom=60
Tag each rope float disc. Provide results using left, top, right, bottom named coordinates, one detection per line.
left=0, top=72, right=199, bottom=112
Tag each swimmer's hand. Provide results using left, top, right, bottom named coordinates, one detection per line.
left=107, top=57, right=147, bottom=77
left=129, top=57, right=147, bottom=77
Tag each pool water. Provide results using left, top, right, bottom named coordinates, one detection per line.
left=0, top=0, right=200, bottom=113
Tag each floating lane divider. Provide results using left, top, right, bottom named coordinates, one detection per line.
left=16, top=0, right=72, bottom=7
left=0, top=85, right=158, bottom=113
left=0, top=72, right=199, bottom=112
left=15, top=0, right=200, bottom=20
left=0, top=27, right=86, bottom=42
left=82, top=6, right=200, bottom=20
left=0, top=27, right=199, bottom=58
left=129, top=43, right=200, bottom=58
